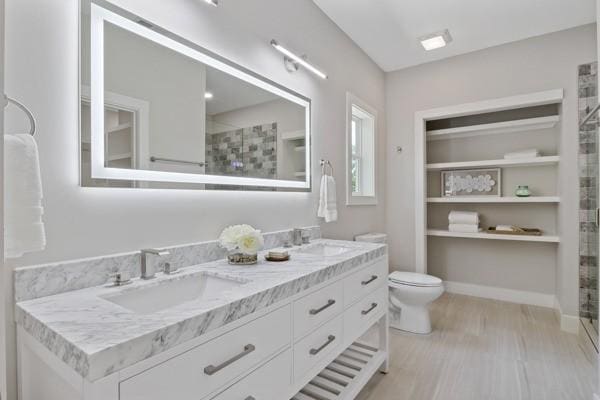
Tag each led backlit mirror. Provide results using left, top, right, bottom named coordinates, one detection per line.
left=80, top=1, right=310, bottom=190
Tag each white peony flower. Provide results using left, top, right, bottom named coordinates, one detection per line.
left=237, top=231, right=264, bottom=254
left=219, top=224, right=263, bottom=253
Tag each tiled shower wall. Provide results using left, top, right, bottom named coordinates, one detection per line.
left=205, top=122, right=277, bottom=179
left=578, top=62, right=598, bottom=323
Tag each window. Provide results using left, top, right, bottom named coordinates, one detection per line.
left=346, top=93, right=377, bottom=205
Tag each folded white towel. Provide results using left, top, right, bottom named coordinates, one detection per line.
left=317, top=175, right=338, bottom=223
left=504, top=149, right=540, bottom=159
left=448, top=211, right=479, bottom=225
left=495, top=225, right=515, bottom=232
left=5, top=134, right=46, bottom=258
left=449, top=224, right=481, bottom=233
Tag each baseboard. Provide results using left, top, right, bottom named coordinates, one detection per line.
left=444, top=281, right=556, bottom=308
left=552, top=298, right=581, bottom=335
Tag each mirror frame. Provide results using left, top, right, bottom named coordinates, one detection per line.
left=84, top=2, right=311, bottom=190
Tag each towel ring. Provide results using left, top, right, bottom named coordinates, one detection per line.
left=3, top=94, right=36, bottom=136
left=320, top=159, right=333, bottom=176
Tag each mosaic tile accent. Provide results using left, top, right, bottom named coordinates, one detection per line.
left=206, top=123, right=277, bottom=179
left=578, top=62, right=599, bottom=321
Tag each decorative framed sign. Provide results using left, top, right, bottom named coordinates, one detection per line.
left=441, top=168, right=501, bottom=197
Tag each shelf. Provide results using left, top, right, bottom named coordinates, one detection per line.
left=427, top=229, right=560, bottom=243
left=427, top=196, right=560, bottom=203
left=282, top=130, right=305, bottom=141
left=292, top=342, right=386, bottom=400
left=426, top=115, right=560, bottom=141
left=106, top=122, right=132, bottom=134
left=107, top=152, right=132, bottom=161
left=426, top=155, right=559, bottom=171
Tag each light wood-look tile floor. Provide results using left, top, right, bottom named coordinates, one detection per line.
left=356, top=293, right=598, bottom=400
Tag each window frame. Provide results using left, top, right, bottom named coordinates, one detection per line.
left=346, top=92, right=378, bottom=206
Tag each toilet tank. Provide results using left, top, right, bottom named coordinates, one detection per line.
left=354, top=233, right=387, bottom=244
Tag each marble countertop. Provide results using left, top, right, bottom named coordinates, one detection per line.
left=16, top=239, right=386, bottom=381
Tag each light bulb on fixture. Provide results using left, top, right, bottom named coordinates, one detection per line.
left=270, top=39, right=328, bottom=80
left=204, top=0, right=218, bottom=6
left=205, top=92, right=214, bottom=100
left=419, top=29, right=452, bottom=51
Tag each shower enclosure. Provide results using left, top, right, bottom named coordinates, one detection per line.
left=578, top=62, right=599, bottom=349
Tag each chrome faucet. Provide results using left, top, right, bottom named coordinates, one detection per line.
left=140, top=249, right=170, bottom=280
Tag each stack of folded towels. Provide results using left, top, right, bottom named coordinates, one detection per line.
left=448, top=211, right=481, bottom=233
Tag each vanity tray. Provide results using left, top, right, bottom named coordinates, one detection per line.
left=487, top=227, right=542, bottom=236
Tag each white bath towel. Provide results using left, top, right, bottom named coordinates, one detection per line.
left=503, top=149, right=540, bottom=159
left=448, top=211, right=479, bottom=225
left=317, top=175, right=338, bottom=223
left=449, top=224, right=481, bottom=233
left=5, top=134, right=46, bottom=258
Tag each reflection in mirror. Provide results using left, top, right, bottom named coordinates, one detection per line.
left=80, top=1, right=310, bottom=190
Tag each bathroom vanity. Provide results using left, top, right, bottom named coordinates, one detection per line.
left=15, top=238, right=388, bottom=400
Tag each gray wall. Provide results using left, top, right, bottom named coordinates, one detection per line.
left=385, top=24, right=597, bottom=316
left=0, top=0, right=6, bottom=396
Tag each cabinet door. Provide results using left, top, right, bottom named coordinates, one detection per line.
left=343, top=258, right=387, bottom=307
left=293, top=280, right=343, bottom=340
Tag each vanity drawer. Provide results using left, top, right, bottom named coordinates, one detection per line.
left=293, top=280, right=343, bottom=340
left=293, top=315, right=343, bottom=382
left=211, top=349, right=291, bottom=400
left=343, top=286, right=387, bottom=345
left=119, top=305, right=291, bottom=400
left=343, top=258, right=387, bottom=307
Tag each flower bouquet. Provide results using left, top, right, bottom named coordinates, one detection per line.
left=218, top=224, right=264, bottom=265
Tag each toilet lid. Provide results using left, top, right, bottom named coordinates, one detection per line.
left=389, top=271, right=442, bottom=287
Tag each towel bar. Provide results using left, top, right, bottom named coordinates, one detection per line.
left=3, top=94, right=36, bottom=136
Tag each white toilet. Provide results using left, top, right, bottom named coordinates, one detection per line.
left=388, top=271, right=444, bottom=334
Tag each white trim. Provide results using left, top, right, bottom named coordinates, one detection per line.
left=427, top=229, right=560, bottom=243
left=414, top=89, right=564, bottom=275
left=427, top=196, right=560, bottom=203
left=444, top=281, right=556, bottom=308
left=553, top=298, right=580, bottom=334
left=346, top=92, right=378, bottom=206
left=90, top=4, right=311, bottom=189
left=427, top=155, right=560, bottom=170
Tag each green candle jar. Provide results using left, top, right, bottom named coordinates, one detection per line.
left=515, top=185, right=531, bottom=197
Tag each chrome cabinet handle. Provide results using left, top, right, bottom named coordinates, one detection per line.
left=309, top=299, right=336, bottom=315
left=204, top=344, right=256, bottom=376
left=245, top=397, right=256, bottom=400
left=361, top=303, right=378, bottom=315
left=361, top=275, right=378, bottom=286
left=310, top=335, right=336, bottom=355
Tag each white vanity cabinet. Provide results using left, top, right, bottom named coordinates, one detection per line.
left=18, top=255, right=389, bottom=400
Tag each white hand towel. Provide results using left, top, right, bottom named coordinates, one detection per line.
left=448, top=211, right=479, bottom=225
left=5, top=134, right=46, bottom=258
left=503, top=149, right=540, bottom=159
left=317, top=175, right=338, bottom=223
left=449, top=224, right=481, bottom=233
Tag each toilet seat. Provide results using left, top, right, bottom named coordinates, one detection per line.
left=388, top=271, right=442, bottom=288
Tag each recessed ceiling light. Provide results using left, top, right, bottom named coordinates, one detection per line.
left=205, top=92, right=214, bottom=100
left=270, top=39, right=328, bottom=80
left=204, top=0, right=218, bottom=7
left=420, top=29, right=452, bottom=51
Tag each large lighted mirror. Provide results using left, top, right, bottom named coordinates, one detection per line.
left=80, top=1, right=310, bottom=190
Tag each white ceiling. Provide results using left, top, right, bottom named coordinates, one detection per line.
left=313, top=0, right=596, bottom=72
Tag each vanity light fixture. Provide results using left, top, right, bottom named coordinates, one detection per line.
left=270, top=39, right=328, bottom=80
left=419, top=29, right=452, bottom=51
left=204, top=92, right=214, bottom=100
left=204, top=0, right=218, bottom=6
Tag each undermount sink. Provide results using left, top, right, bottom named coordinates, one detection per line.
left=297, top=243, right=354, bottom=257
left=101, top=274, right=245, bottom=314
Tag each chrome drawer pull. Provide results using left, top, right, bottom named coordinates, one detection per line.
left=361, top=275, right=378, bottom=286
left=245, top=397, right=256, bottom=400
left=203, top=344, right=256, bottom=376
left=309, top=299, right=336, bottom=315
left=361, top=303, right=378, bottom=315
left=310, top=335, right=336, bottom=355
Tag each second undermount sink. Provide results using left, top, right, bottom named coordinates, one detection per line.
left=297, top=243, right=354, bottom=257
left=101, top=274, right=245, bottom=314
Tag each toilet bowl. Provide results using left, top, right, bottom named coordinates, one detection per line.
left=388, top=271, right=444, bottom=334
